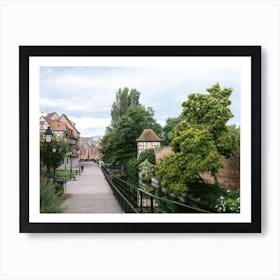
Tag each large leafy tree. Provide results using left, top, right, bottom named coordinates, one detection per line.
left=156, top=83, right=239, bottom=196
left=111, top=87, right=140, bottom=128
left=156, top=124, right=223, bottom=195
left=182, top=83, right=236, bottom=157
left=101, top=89, right=161, bottom=166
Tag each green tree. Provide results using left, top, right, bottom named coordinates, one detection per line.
left=40, top=139, right=69, bottom=174
left=111, top=87, right=140, bottom=128
left=182, top=83, right=236, bottom=156
left=156, top=124, right=223, bottom=196
left=156, top=83, right=238, bottom=196
left=101, top=89, right=161, bottom=167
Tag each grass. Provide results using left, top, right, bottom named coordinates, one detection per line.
left=56, top=169, right=79, bottom=181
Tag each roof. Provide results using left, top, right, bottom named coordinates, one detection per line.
left=47, top=119, right=66, bottom=131
left=136, top=129, right=161, bottom=142
left=59, top=114, right=79, bottom=134
left=46, top=112, right=59, bottom=120
left=43, top=113, right=80, bottom=135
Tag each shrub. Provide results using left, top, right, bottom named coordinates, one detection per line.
left=138, top=149, right=156, bottom=165
left=54, top=183, right=64, bottom=197
left=40, top=177, right=63, bottom=213
left=123, top=158, right=139, bottom=185
left=215, top=189, right=240, bottom=213
left=139, top=159, right=155, bottom=192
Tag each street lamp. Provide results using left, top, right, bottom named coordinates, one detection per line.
left=45, top=126, right=53, bottom=143
left=52, top=144, right=57, bottom=182
left=44, top=127, right=53, bottom=176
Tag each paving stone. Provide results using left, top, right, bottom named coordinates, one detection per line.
left=61, top=162, right=123, bottom=213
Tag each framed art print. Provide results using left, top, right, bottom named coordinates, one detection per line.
left=19, top=46, right=261, bottom=233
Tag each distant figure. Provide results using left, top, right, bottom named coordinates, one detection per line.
left=81, top=165, right=84, bottom=172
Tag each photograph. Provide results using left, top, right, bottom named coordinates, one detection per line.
left=20, top=46, right=261, bottom=232
left=39, top=66, right=241, bottom=215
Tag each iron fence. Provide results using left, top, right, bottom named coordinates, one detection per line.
left=101, top=165, right=212, bottom=214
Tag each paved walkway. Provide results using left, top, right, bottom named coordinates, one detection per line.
left=61, top=162, right=123, bottom=213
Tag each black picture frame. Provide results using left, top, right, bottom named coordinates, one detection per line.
left=20, top=46, right=261, bottom=233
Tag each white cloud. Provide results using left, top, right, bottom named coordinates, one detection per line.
left=40, top=97, right=112, bottom=114
left=40, top=66, right=241, bottom=134
left=67, top=116, right=111, bottom=137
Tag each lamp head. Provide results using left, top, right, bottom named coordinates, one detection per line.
left=45, top=126, right=53, bottom=143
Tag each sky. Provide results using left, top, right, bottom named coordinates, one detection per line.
left=40, top=66, right=241, bottom=137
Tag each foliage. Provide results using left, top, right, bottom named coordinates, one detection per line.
left=40, top=139, right=69, bottom=173
left=218, top=124, right=240, bottom=158
left=138, top=149, right=156, bottom=165
left=156, top=83, right=237, bottom=196
left=186, top=183, right=228, bottom=208
left=101, top=89, right=161, bottom=166
left=214, top=189, right=240, bottom=213
left=111, top=87, right=140, bottom=128
left=162, top=114, right=186, bottom=145
left=139, top=159, right=155, bottom=182
left=157, top=196, right=179, bottom=213
left=123, top=157, right=139, bottom=185
left=156, top=124, right=223, bottom=196
left=181, top=183, right=240, bottom=213
left=40, top=175, right=63, bottom=213
left=182, top=83, right=237, bottom=157
left=54, top=183, right=64, bottom=197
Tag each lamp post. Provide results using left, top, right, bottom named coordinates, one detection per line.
left=52, top=143, right=57, bottom=182
left=69, top=148, right=73, bottom=180
left=44, top=126, right=53, bottom=176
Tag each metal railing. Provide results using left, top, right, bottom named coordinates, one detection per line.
left=101, top=166, right=212, bottom=213
left=101, top=166, right=138, bottom=213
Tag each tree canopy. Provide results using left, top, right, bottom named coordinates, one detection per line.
left=181, top=83, right=237, bottom=156
left=162, top=114, right=186, bottom=145
left=100, top=88, right=161, bottom=166
left=40, top=139, right=69, bottom=173
left=156, top=83, right=239, bottom=196
left=111, top=88, right=140, bottom=128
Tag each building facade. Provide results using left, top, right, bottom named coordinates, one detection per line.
left=40, top=112, right=80, bottom=169
left=79, top=137, right=102, bottom=161
left=136, top=129, right=161, bottom=156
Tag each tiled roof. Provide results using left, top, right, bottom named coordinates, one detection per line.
left=46, top=112, right=59, bottom=120
left=59, top=114, right=79, bottom=134
left=41, top=116, right=51, bottom=126
left=47, top=119, right=66, bottom=131
left=136, top=129, right=161, bottom=142
left=42, top=113, right=80, bottom=135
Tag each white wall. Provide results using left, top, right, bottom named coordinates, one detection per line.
left=0, top=0, right=279, bottom=279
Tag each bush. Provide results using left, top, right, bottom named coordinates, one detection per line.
left=138, top=149, right=155, bottom=165
left=54, top=183, right=64, bottom=197
left=123, top=158, right=139, bottom=185
left=215, top=189, right=240, bottom=213
left=185, top=183, right=240, bottom=213
left=40, top=176, right=63, bottom=213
